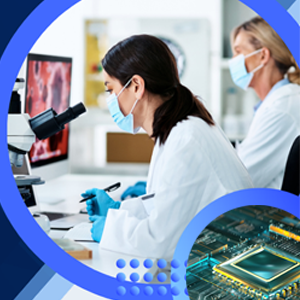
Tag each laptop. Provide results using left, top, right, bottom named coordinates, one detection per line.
left=12, top=155, right=89, bottom=229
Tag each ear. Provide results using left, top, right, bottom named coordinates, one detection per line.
left=260, top=47, right=271, bottom=65
left=131, top=75, right=145, bottom=100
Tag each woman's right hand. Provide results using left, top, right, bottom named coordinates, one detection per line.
left=121, top=181, right=147, bottom=200
left=81, top=188, right=121, bottom=217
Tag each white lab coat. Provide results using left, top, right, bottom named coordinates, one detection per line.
left=237, top=84, right=300, bottom=189
left=100, top=116, right=253, bottom=261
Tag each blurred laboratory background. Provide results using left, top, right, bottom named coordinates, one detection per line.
left=17, top=0, right=258, bottom=177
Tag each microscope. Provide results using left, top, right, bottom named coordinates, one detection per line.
left=8, top=78, right=86, bottom=169
left=8, top=79, right=86, bottom=232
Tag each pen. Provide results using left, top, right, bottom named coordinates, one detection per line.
left=79, top=182, right=121, bottom=203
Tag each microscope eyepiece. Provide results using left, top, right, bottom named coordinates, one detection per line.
left=55, top=103, right=86, bottom=127
left=29, top=102, right=86, bottom=140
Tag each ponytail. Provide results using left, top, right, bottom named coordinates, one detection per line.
left=102, top=34, right=214, bottom=146
left=151, top=83, right=214, bottom=145
left=287, top=58, right=300, bottom=84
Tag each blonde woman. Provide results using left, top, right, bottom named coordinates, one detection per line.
left=229, top=16, right=300, bottom=189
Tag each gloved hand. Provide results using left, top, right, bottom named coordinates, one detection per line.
left=121, top=181, right=147, bottom=200
left=89, top=215, right=106, bottom=243
left=81, top=188, right=121, bottom=217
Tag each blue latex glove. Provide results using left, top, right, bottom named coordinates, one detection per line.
left=89, top=215, right=106, bottom=243
left=81, top=188, right=121, bottom=217
left=121, top=181, right=147, bottom=200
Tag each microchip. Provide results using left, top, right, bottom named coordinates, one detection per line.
left=213, top=244, right=300, bottom=293
left=235, top=250, right=295, bottom=280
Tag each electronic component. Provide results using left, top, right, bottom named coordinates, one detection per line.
left=270, top=224, right=300, bottom=242
left=213, top=244, right=300, bottom=297
left=187, top=206, right=300, bottom=300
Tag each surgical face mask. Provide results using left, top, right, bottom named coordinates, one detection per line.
left=106, top=78, right=141, bottom=134
left=229, top=48, right=264, bottom=90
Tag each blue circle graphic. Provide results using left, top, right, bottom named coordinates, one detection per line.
left=130, top=286, right=140, bottom=296
left=130, top=273, right=140, bottom=282
left=117, top=273, right=126, bottom=283
left=157, top=259, right=167, bottom=269
left=116, top=259, right=126, bottom=269
left=144, top=286, right=153, bottom=296
left=171, top=273, right=180, bottom=283
left=117, top=286, right=126, bottom=296
left=158, top=286, right=167, bottom=296
left=171, top=259, right=180, bottom=269
left=171, top=287, right=180, bottom=296
left=157, top=273, right=167, bottom=283
left=130, top=259, right=140, bottom=269
left=143, top=273, right=153, bottom=283
left=0, top=0, right=299, bottom=299
left=143, top=259, right=153, bottom=269
left=240, top=0, right=300, bottom=64
left=171, top=189, right=300, bottom=299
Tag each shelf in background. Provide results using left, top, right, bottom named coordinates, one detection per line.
left=220, top=58, right=230, bottom=69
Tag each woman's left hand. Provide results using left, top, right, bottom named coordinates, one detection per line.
left=89, top=215, right=106, bottom=243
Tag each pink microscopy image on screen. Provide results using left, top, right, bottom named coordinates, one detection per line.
left=25, top=60, right=71, bottom=163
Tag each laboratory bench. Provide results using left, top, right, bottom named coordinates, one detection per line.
left=36, top=173, right=167, bottom=300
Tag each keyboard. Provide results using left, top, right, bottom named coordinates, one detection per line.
left=50, top=214, right=89, bottom=230
left=39, top=211, right=73, bottom=221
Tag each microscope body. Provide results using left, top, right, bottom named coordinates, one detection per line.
left=7, top=78, right=86, bottom=168
left=8, top=114, right=35, bottom=167
left=8, top=78, right=86, bottom=234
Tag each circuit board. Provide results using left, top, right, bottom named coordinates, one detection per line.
left=186, top=206, right=300, bottom=300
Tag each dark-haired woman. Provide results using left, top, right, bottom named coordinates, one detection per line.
left=81, top=35, right=253, bottom=260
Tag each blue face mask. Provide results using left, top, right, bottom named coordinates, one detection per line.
left=229, top=48, right=263, bottom=90
left=106, top=78, right=141, bottom=134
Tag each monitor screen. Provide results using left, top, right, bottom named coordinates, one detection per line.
left=25, top=53, right=72, bottom=168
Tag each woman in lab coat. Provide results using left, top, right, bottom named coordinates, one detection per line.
left=229, top=17, right=300, bottom=189
left=82, top=35, right=253, bottom=260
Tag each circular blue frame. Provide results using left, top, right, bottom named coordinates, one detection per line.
left=171, top=189, right=300, bottom=299
left=0, top=0, right=299, bottom=299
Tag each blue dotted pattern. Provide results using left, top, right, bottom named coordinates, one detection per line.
left=115, top=258, right=184, bottom=296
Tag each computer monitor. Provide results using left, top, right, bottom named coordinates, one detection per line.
left=24, top=53, right=72, bottom=181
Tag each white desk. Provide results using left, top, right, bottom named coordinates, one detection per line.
left=36, top=174, right=166, bottom=300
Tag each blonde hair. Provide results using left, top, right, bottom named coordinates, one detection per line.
left=232, top=16, right=300, bottom=85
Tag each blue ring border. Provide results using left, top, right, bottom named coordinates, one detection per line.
left=0, top=0, right=299, bottom=299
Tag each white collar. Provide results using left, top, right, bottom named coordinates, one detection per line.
left=261, top=83, right=300, bottom=108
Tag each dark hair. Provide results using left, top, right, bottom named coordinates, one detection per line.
left=102, top=34, right=214, bottom=145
